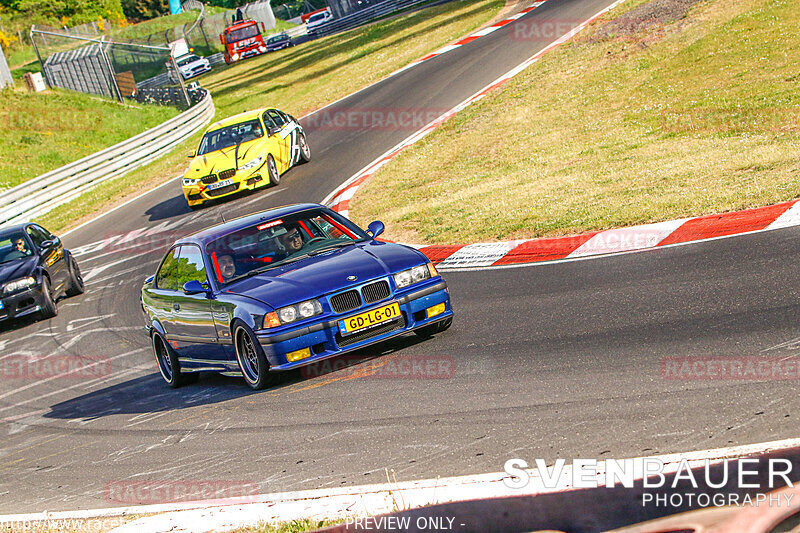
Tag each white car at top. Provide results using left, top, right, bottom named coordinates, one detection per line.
left=306, top=10, right=334, bottom=32
left=175, top=54, right=212, bottom=80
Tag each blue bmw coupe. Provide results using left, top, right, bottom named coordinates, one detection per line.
left=141, top=204, right=453, bottom=389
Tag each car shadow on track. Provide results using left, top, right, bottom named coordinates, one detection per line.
left=43, top=332, right=434, bottom=420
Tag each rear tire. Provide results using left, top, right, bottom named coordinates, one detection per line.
left=414, top=316, right=452, bottom=338
left=234, top=323, right=279, bottom=390
left=297, top=132, right=311, bottom=164
left=39, top=277, right=58, bottom=320
left=65, top=256, right=85, bottom=297
left=267, top=154, right=280, bottom=186
left=153, top=333, right=196, bottom=388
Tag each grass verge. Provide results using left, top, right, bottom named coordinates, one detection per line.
left=0, top=90, right=178, bottom=191
left=348, top=0, right=800, bottom=244
left=33, top=0, right=504, bottom=233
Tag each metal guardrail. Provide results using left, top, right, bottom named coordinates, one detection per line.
left=309, top=0, right=431, bottom=38
left=0, top=90, right=216, bottom=227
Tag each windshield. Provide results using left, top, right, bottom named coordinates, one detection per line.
left=226, top=24, right=260, bottom=42
left=268, top=35, right=287, bottom=43
left=176, top=55, right=200, bottom=66
left=197, top=119, right=264, bottom=156
left=0, top=232, right=33, bottom=264
left=308, top=13, right=327, bottom=23
left=206, top=208, right=370, bottom=285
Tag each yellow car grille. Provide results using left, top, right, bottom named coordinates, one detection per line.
left=201, top=174, right=217, bottom=185
left=219, top=169, right=236, bottom=180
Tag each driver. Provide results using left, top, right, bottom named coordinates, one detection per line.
left=217, top=253, right=237, bottom=281
left=278, top=226, right=304, bottom=256
left=5, top=236, right=31, bottom=260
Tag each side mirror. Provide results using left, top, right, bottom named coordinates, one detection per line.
left=183, top=280, right=211, bottom=295
left=367, top=220, right=385, bottom=239
left=40, top=240, right=54, bottom=250
left=267, top=126, right=280, bottom=136
left=187, top=151, right=196, bottom=158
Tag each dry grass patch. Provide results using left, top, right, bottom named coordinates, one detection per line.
left=348, top=0, right=800, bottom=244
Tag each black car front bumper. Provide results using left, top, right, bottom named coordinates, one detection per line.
left=0, top=286, right=45, bottom=322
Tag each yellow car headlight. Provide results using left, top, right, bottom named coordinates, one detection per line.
left=182, top=177, right=200, bottom=187
left=238, top=156, right=263, bottom=171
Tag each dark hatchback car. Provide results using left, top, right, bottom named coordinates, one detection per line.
left=141, top=204, right=453, bottom=390
left=265, top=32, right=293, bottom=52
left=0, top=223, right=84, bottom=322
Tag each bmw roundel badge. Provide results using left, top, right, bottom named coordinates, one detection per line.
left=347, top=275, right=358, bottom=281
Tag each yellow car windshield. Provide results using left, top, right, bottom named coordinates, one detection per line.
left=198, top=119, right=264, bottom=155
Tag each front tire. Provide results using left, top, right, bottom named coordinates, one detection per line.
left=234, top=323, right=279, bottom=390
left=267, top=154, right=280, bottom=186
left=153, top=332, right=196, bottom=388
left=39, top=277, right=58, bottom=319
left=65, top=256, right=85, bottom=297
left=297, top=132, right=311, bottom=163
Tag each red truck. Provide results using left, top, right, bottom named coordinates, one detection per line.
left=220, top=19, right=268, bottom=64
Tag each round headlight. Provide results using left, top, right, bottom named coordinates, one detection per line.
left=298, top=301, right=315, bottom=318
left=279, top=306, right=297, bottom=323
left=395, top=271, right=411, bottom=288
left=411, top=265, right=427, bottom=282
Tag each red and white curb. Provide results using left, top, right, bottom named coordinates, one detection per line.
left=3, top=437, right=798, bottom=532
left=389, top=1, right=548, bottom=77
left=323, top=0, right=800, bottom=271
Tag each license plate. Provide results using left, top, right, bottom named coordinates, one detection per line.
left=338, top=302, right=401, bottom=336
left=207, top=178, right=234, bottom=190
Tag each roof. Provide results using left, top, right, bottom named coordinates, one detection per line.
left=205, top=108, right=268, bottom=132
left=178, top=203, right=323, bottom=247
left=0, top=223, right=30, bottom=237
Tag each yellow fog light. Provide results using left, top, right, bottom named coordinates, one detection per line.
left=426, top=303, right=446, bottom=319
left=286, top=347, right=312, bottom=362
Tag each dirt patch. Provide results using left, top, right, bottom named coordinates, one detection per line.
left=597, top=0, right=704, bottom=38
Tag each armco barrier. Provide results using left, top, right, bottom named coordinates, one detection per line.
left=0, top=90, right=215, bottom=227
left=310, top=0, right=433, bottom=38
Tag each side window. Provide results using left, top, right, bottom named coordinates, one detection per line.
left=262, top=112, right=277, bottom=133
left=277, top=110, right=293, bottom=124
left=26, top=226, right=47, bottom=248
left=175, top=245, right=208, bottom=287
left=33, top=225, right=55, bottom=239
left=268, top=110, right=286, bottom=128
left=156, top=247, right=181, bottom=290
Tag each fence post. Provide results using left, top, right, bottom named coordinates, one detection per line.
left=29, top=28, right=51, bottom=88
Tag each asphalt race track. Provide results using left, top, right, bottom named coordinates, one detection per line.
left=3, top=0, right=799, bottom=514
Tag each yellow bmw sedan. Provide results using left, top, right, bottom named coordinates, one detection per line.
left=182, top=108, right=311, bottom=208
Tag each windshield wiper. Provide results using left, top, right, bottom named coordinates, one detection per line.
left=308, top=241, right=357, bottom=255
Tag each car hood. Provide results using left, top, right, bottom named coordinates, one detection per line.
left=223, top=241, right=427, bottom=309
left=187, top=138, right=263, bottom=178
left=0, top=257, right=37, bottom=284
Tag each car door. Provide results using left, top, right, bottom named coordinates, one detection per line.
left=146, top=246, right=182, bottom=340
left=267, top=109, right=296, bottom=169
left=261, top=111, right=287, bottom=172
left=27, top=224, right=68, bottom=295
left=169, top=244, right=225, bottom=363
